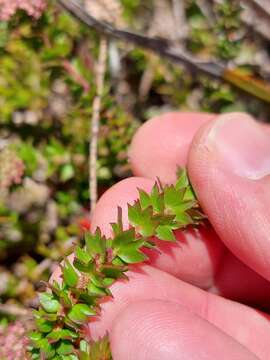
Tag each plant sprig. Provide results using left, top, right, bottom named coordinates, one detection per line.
left=28, top=169, right=205, bottom=359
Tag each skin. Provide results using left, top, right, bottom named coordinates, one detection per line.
left=54, top=112, right=270, bottom=359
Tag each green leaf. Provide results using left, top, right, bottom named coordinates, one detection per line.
left=86, top=334, right=112, bottom=360
left=110, top=207, right=124, bottom=236
left=60, top=164, right=75, bottom=182
left=117, top=241, right=148, bottom=264
left=103, top=278, right=115, bottom=287
left=128, top=202, right=156, bottom=237
left=63, top=259, right=78, bottom=287
left=40, top=338, right=56, bottom=357
left=90, top=272, right=113, bottom=294
left=36, top=308, right=59, bottom=322
left=36, top=318, right=54, bottom=333
left=175, top=168, right=189, bottom=189
left=47, top=329, right=78, bottom=343
left=174, top=211, right=192, bottom=225
left=74, top=257, right=94, bottom=273
left=143, top=240, right=156, bottom=249
left=48, top=282, right=72, bottom=308
left=174, top=200, right=197, bottom=213
left=78, top=291, right=99, bottom=305
left=87, top=282, right=109, bottom=296
left=59, top=355, right=78, bottom=360
left=80, top=339, right=89, bottom=352
left=29, top=331, right=43, bottom=344
left=27, top=348, right=40, bottom=360
left=188, top=208, right=205, bottom=221
left=183, top=186, right=196, bottom=201
left=150, top=184, right=164, bottom=213
left=30, top=335, right=56, bottom=358
left=78, top=352, right=89, bottom=360
left=59, top=290, right=73, bottom=308
left=68, top=304, right=96, bottom=324
left=85, top=229, right=106, bottom=259
left=111, top=257, right=126, bottom=266
left=56, top=340, right=74, bottom=355
left=100, top=264, right=128, bottom=279
left=153, top=213, right=175, bottom=226
left=138, top=189, right=151, bottom=210
left=164, top=185, right=185, bottom=209
left=155, top=225, right=176, bottom=241
left=113, top=228, right=136, bottom=248
left=75, top=246, right=92, bottom=264
left=90, top=272, right=107, bottom=288
left=50, top=281, right=62, bottom=297
left=39, top=293, right=60, bottom=314
left=111, top=222, right=121, bottom=236
left=128, top=201, right=143, bottom=226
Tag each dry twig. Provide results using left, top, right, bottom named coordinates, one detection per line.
left=89, top=36, right=108, bottom=211
left=243, top=0, right=270, bottom=19
left=58, top=0, right=224, bottom=78
left=240, top=0, right=270, bottom=41
left=172, top=0, right=189, bottom=40
left=58, top=0, right=270, bottom=103
left=0, top=303, right=30, bottom=317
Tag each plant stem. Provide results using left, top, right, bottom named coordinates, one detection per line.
left=89, top=36, right=108, bottom=212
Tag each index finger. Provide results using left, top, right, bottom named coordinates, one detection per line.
left=129, top=111, right=215, bottom=183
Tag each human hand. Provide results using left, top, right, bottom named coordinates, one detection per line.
left=56, top=112, right=270, bottom=359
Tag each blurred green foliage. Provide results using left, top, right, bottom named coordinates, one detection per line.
left=0, top=4, right=138, bottom=317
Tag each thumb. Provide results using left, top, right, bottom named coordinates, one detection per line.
left=110, top=300, right=256, bottom=360
left=188, top=112, right=270, bottom=281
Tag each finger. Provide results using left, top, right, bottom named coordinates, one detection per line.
left=92, top=112, right=270, bottom=305
left=129, top=112, right=216, bottom=184
left=210, top=249, right=270, bottom=310
left=91, top=177, right=155, bottom=238
left=188, top=112, right=270, bottom=281
left=91, top=176, right=224, bottom=289
left=110, top=300, right=257, bottom=360
left=88, top=265, right=270, bottom=359
left=90, top=171, right=270, bottom=306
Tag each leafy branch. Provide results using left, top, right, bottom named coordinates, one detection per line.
left=28, top=169, right=205, bottom=359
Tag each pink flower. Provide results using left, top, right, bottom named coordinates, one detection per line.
left=0, top=0, right=47, bottom=20
left=0, top=321, right=29, bottom=359
left=0, top=148, right=25, bottom=190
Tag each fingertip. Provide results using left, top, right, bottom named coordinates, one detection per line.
left=91, top=177, right=155, bottom=237
left=129, top=112, right=216, bottom=184
left=188, top=112, right=270, bottom=281
left=110, top=300, right=256, bottom=360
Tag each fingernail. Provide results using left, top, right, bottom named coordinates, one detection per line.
left=204, top=112, right=270, bottom=180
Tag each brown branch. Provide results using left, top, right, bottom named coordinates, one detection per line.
left=235, top=0, right=270, bottom=41
left=57, top=0, right=270, bottom=103
left=57, top=0, right=225, bottom=79
left=242, top=0, right=270, bottom=19
left=89, top=37, right=108, bottom=211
